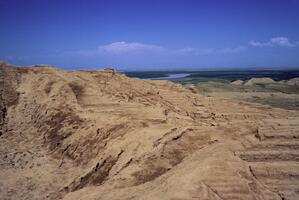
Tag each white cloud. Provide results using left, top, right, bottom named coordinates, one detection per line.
left=270, top=37, right=294, bottom=47
left=249, top=37, right=296, bottom=47
left=217, top=46, right=247, bottom=54
left=68, top=41, right=247, bottom=57
left=176, top=46, right=246, bottom=55
left=176, top=47, right=214, bottom=55
left=97, top=41, right=246, bottom=56
left=97, top=41, right=166, bottom=54
left=249, top=41, right=266, bottom=47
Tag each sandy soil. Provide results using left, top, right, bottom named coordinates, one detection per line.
left=1, top=62, right=299, bottom=200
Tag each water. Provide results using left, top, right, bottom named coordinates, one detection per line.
left=149, top=73, right=190, bottom=80
left=125, top=70, right=299, bottom=81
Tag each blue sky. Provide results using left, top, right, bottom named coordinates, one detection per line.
left=1, top=0, right=299, bottom=70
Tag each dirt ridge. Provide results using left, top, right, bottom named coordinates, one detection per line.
left=1, top=62, right=299, bottom=200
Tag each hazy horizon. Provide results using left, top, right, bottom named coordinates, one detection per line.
left=2, top=59, right=299, bottom=71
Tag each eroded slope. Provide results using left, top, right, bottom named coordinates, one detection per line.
left=1, top=62, right=299, bottom=200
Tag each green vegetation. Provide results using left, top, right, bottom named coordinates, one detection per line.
left=172, top=78, right=299, bottom=111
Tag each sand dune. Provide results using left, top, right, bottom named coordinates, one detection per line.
left=1, top=62, right=299, bottom=200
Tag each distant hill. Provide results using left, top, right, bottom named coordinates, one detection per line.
left=231, top=77, right=299, bottom=86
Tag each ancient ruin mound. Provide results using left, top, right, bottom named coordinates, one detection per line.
left=1, top=62, right=299, bottom=200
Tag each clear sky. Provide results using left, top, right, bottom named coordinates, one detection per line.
left=1, top=0, right=299, bottom=70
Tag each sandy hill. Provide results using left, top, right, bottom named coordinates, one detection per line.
left=1, top=62, right=299, bottom=200
left=230, top=78, right=276, bottom=86
left=244, top=78, right=275, bottom=86
left=286, top=77, right=299, bottom=86
left=231, top=77, right=299, bottom=86
left=231, top=79, right=244, bottom=85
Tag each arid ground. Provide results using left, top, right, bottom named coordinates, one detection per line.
left=1, top=62, right=299, bottom=200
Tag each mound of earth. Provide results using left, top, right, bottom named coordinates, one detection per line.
left=1, top=62, right=299, bottom=200
left=286, top=77, right=299, bottom=86
left=230, top=78, right=276, bottom=86
left=244, top=78, right=276, bottom=86
left=231, top=79, right=244, bottom=85
left=231, top=77, right=299, bottom=87
left=230, top=77, right=283, bottom=86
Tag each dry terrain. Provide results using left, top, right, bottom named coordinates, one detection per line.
left=183, top=78, right=299, bottom=111
left=1, top=62, right=299, bottom=200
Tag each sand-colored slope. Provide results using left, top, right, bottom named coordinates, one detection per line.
left=1, top=62, right=299, bottom=200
